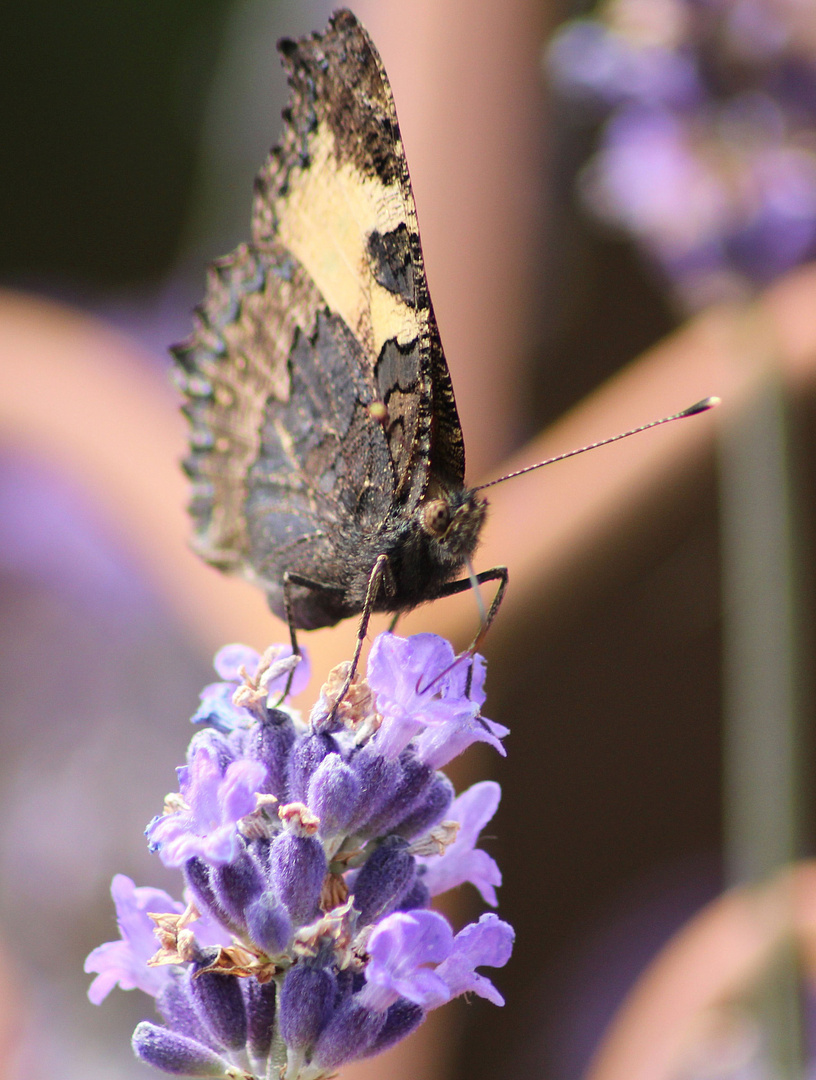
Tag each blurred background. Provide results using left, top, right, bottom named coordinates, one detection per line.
left=3, top=1, right=816, bottom=1078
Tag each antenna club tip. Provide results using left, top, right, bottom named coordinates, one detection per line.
left=682, top=396, right=721, bottom=417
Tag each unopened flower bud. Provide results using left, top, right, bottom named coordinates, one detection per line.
left=350, top=837, right=416, bottom=926
left=359, top=752, right=435, bottom=838
left=306, top=754, right=362, bottom=837
left=189, top=952, right=247, bottom=1051
left=209, top=851, right=264, bottom=927
left=345, top=749, right=402, bottom=834
left=183, top=859, right=236, bottom=933
left=287, top=731, right=339, bottom=802
left=132, top=1022, right=230, bottom=1076
left=312, top=998, right=387, bottom=1070
left=156, top=973, right=219, bottom=1051
left=367, top=999, right=425, bottom=1056
left=278, top=963, right=336, bottom=1050
left=250, top=708, right=296, bottom=799
left=243, top=978, right=277, bottom=1059
left=245, top=890, right=292, bottom=955
left=269, top=809, right=326, bottom=925
left=394, top=773, right=455, bottom=839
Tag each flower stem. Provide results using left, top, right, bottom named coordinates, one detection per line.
left=267, top=974, right=289, bottom=1080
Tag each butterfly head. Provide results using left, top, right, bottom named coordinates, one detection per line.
left=419, top=488, right=487, bottom=563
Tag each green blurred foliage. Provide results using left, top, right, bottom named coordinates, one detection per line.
left=1, top=0, right=236, bottom=289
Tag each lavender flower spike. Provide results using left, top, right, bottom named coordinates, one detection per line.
left=88, top=631, right=513, bottom=1079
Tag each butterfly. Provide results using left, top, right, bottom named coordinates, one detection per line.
left=173, top=9, right=505, bottom=653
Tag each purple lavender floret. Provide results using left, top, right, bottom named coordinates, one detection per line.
left=85, top=876, right=184, bottom=1003
left=87, top=631, right=513, bottom=1079
left=146, top=745, right=267, bottom=868
left=193, top=643, right=311, bottom=732
left=418, top=781, right=504, bottom=905
left=547, top=0, right=816, bottom=308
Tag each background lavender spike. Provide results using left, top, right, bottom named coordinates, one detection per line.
left=546, top=0, right=816, bottom=310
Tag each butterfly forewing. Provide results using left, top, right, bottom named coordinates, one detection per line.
left=175, top=10, right=476, bottom=631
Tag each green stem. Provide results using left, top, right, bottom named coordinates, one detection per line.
left=267, top=973, right=290, bottom=1080
left=719, top=308, right=808, bottom=1076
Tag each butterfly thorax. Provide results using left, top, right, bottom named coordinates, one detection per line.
left=257, top=486, right=486, bottom=631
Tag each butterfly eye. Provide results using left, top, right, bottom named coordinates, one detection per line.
left=421, top=499, right=451, bottom=538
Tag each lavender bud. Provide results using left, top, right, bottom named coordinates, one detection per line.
left=245, top=890, right=293, bottom=955
left=248, top=836, right=272, bottom=874
left=366, top=999, right=425, bottom=1056
left=345, top=750, right=402, bottom=833
left=156, top=974, right=220, bottom=1051
left=251, top=708, right=296, bottom=799
left=287, top=731, right=339, bottom=802
left=351, top=837, right=416, bottom=925
left=278, top=963, right=336, bottom=1049
left=395, top=877, right=431, bottom=913
left=209, top=850, right=264, bottom=927
left=312, top=998, right=387, bottom=1070
left=393, top=773, right=455, bottom=840
left=243, top=978, right=277, bottom=1059
left=269, top=812, right=326, bottom=925
left=307, top=754, right=361, bottom=837
left=360, top=753, right=435, bottom=837
left=132, top=1022, right=229, bottom=1077
left=190, top=952, right=247, bottom=1051
left=183, top=858, right=235, bottom=932
left=334, top=967, right=362, bottom=1003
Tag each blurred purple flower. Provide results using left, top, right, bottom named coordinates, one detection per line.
left=582, top=108, right=729, bottom=256
left=549, top=19, right=702, bottom=108
left=547, top=0, right=816, bottom=306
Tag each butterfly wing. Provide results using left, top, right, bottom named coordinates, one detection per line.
left=174, top=10, right=465, bottom=627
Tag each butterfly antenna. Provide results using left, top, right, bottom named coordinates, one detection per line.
left=474, top=396, right=720, bottom=493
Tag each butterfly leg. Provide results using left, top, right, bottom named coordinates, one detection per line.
left=435, top=565, right=509, bottom=648
left=433, top=566, right=509, bottom=696
left=329, top=553, right=389, bottom=719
